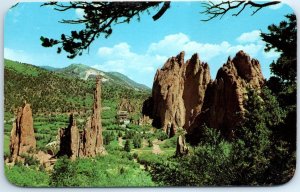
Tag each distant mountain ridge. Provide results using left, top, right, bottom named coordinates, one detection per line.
left=41, top=63, right=150, bottom=91
left=4, top=59, right=150, bottom=113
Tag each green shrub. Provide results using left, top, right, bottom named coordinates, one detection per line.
left=50, top=156, right=76, bottom=187
left=118, top=131, right=123, bottom=137
left=103, top=131, right=116, bottom=145
left=19, top=153, right=39, bottom=167
left=148, top=127, right=233, bottom=186
left=50, top=153, right=155, bottom=187
left=124, top=130, right=135, bottom=139
left=133, top=135, right=142, bottom=148
left=161, top=136, right=177, bottom=149
left=124, top=140, right=131, bottom=152
left=148, top=139, right=153, bottom=147
left=106, top=140, right=122, bottom=151
left=126, top=124, right=140, bottom=130
left=133, top=153, right=138, bottom=159
left=5, top=165, right=49, bottom=187
left=155, top=130, right=168, bottom=141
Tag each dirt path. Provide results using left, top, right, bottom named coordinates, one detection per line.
left=152, top=139, right=162, bottom=154
left=35, top=151, right=55, bottom=171
left=142, top=139, right=148, bottom=149
left=118, top=137, right=124, bottom=147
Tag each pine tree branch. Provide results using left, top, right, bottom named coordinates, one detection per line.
left=201, top=0, right=281, bottom=21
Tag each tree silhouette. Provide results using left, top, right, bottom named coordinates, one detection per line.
left=261, top=14, right=296, bottom=84
left=261, top=14, right=297, bottom=150
left=41, top=1, right=280, bottom=58
left=124, top=139, right=131, bottom=152
left=40, top=1, right=170, bottom=59
left=201, top=0, right=280, bottom=21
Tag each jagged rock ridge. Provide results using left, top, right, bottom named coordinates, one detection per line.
left=143, top=52, right=211, bottom=135
left=143, top=50, right=264, bottom=141
left=188, top=51, right=264, bottom=141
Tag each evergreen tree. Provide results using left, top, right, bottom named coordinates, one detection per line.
left=261, top=14, right=296, bottom=84
left=124, top=140, right=131, bottom=152
left=232, top=88, right=290, bottom=185
left=133, top=135, right=142, bottom=149
left=261, top=14, right=297, bottom=150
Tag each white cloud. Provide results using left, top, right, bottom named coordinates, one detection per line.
left=226, top=43, right=263, bottom=57
left=98, top=43, right=135, bottom=58
left=98, top=47, right=113, bottom=56
left=94, top=31, right=281, bottom=87
left=147, top=33, right=263, bottom=61
left=95, top=42, right=167, bottom=86
left=147, top=33, right=189, bottom=57
left=4, top=48, right=33, bottom=64
left=236, top=30, right=261, bottom=43
left=75, top=8, right=85, bottom=18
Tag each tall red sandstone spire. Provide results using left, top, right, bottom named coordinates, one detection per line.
left=81, top=76, right=105, bottom=156
left=10, top=103, right=36, bottom=160
left=57, top=76, right=105, bottom=159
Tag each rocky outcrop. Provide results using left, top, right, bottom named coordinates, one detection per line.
left=81, top=76, right=105, bottom=156
left=143, top=51, right=211, bottom=133
left=138, top=115, right=152, bottom=126
left=57, top=76, right=105, bottom=159
left=175, top=135, right=189, bottom=156
left=188, top=51, right=265, bottom=141
left=56, top=114, right=80, bottom=160
left=183, top=53, right=211, bottom=130
left=144, top=50, right=265, bottom=142
left=151, top=52, right=186, bottom=131
left=10, top=103, right=36, bottom=161
left=118, top=98, right=135, bottom=113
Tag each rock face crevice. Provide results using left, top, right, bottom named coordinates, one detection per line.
left=145, top=52, right=211, bottom=133
left=57, top=114, right=80, bottom=159
left=188, top=51, right=264, bottom=141
left=176, top=135, right=189, bottom=157
left=183, top=53, right=211, bottom=130
left=10, top=103, right=36, bottom=161
left=57, top=76, right=105, bottom=159
left=144, top=50, right=265, bottom=141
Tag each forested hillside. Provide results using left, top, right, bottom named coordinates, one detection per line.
left=4, top=59, right=150, bottom=114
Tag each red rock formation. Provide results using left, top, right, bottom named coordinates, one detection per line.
left=138, top=115, right=152, bottom=126
left=57, top=114, right=80, bottom=160
left=57, top=76, right=105, bottom=159
left=183, top=53, right=211, bottom=130
left=144, top=50, right=264, bottom=142
left=175, top=135, right=189, bottom=156
left=118, top=98, right=135, bottom=113
left=188, top=51, right=264, bottom=141
left=151, top=52, right=186, bottom=131
left=91, top=76, right=105, bottom=155
left=10, top=103, right=36, bottom=160
left=144, top=52, right=211, bottom=133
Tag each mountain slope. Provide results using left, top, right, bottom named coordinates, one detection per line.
left=106, top=72, right=150, bottom=90
left=45, top=63, right=150, bottom=91
left=4, top=59, right=150, bottom=114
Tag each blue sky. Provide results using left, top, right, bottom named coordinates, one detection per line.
left=4, top=2, right=294, bottom=87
